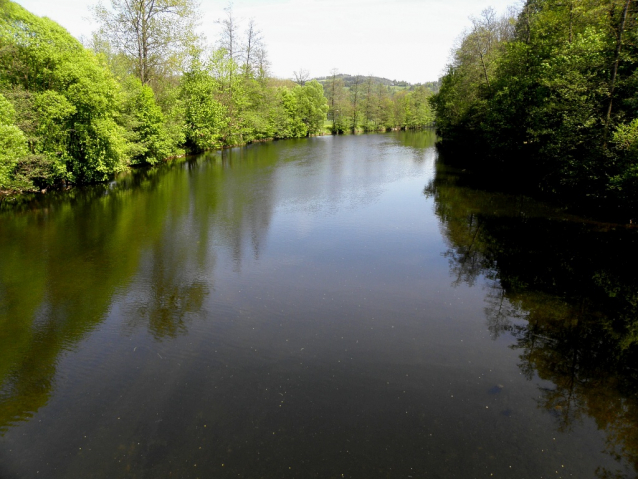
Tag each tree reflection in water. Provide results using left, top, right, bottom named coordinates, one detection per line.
left=425, top=156, right=638, bottom=478
left=0, top=144, right=280, bottom=430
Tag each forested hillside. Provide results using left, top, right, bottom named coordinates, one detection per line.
left=313, top=74, right=440, bottom=92
left=0, top=1, right=435, bottom=197
left=431, top=0, right=638, bottom=220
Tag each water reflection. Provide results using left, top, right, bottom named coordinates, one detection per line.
left=425, top=156, right=638, bottom=477
left=0, top=145, right=283, bottom=431
left=4, top=130, right=635, bottom=478
left=0, top=132, right=437, bottom=436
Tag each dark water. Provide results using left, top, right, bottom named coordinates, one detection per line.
left=1, top=131, right=637, bottom=478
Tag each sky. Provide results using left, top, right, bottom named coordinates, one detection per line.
left=13, top=0, right=518, bottom=83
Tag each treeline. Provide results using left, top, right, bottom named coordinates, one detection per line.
left=0, top=1, right=328, bottom=195
left=314, top=73, right=440, bottom=92
left=322, top=73, right=435, bottom=133
left=0, top=0, right=439, bottom=196
left=431, top=1, right=638, bottom=219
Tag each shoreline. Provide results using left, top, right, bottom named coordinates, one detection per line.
left=1, top=128, right=436, bottom=204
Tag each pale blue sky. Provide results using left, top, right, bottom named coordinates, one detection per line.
left=13, top=0, right=517, bottom=83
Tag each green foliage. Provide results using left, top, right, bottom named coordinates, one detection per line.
left=432, top=0, right=638, bottom=219
left=293, top=81, right=329, bottom=135
left=181, top=53, right=330, bottom=148
left=0, top=1, right=129, bottom=187
left=0, top=90, right=15, bottom=123
left=1, top=0, right=335, bottom=194
left=610, top=119, right=638, bottom=209
left=180, top=58, right=227, bottom=151
left=208, top=48, right=248, bottom=145
left=122, top=77, right=174, bottom=165
left=614, top=119, right=638, bottom=153
left=324, top=73, right=435, bottom=133
left=279, top=87, right=307, bottom=138
left=0, top=93, right=28, bottom=190
left=51, top=54, right=128, bottom=183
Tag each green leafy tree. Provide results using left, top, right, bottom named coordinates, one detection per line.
left=0, top=93, right=28, bottom=191
left=431, top=0, right=638, bottom=218
left=180, top=57, right=227, bottom=151
left=1, top=1, right=129, bottom=185
left=279, top=87, right=307, bottom=138
left=122, top=77, right=174, bottom=165
left=293, top=80, right=329, bottom=135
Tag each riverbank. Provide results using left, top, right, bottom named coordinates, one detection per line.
left=430, top=0, right=637, bottom=224
left=434, top=138, right=636, bottom=225
left=0, top=128, right=434, bottom=205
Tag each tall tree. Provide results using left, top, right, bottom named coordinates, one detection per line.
left=327, top=69, right=339, bottom=130
left=217, top=3, right=240, bottom=63
left=216, top=4, right=246, bottom=144
left=363, top=75, right=375, bottom=129
left=92, top=0, right=199, bottom=86
left=604, top=0, right=633, bottom=142
left=326, top=70, right=348, bottom=133
left=0, top=93, right=28, bottom=191
left=350, top=74, right=362, bottom=132
left=432, top=0, right=638, bottom=218
left=254, top=45, right=270, bottom=81
left=243, top=19, right=263, bottom=78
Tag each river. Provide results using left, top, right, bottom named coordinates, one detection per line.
left=0, top=131, right=636, bottom=478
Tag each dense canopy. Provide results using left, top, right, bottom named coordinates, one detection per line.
left=431, top=0, right=638, bottom=219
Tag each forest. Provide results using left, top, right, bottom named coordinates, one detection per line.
left=0, top=0, right=435, bottom=196
left=431, top=0, right=638, bottom=220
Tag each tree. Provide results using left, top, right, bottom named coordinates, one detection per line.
left=350, top=74, right=362, bottom=132
left=293, top=68, right=310, bottom=86
left=242, top=19, right=264, bottom=78
left=180, top=56, right=227, bottom=151
left=279, top=87, right=307, bottom=138
left=431, top=0, right=638, bottom=219
left=92, top=0, right=199, bottom=86
left=1, top=1, right=129, bottom=185
left=326, top=69, right=349, bottom=133
left=217, top=3, right=240, bottom=63
left=362, top=75, right=376, bottom=130
left=293, top=81, right=329, bottom=135
left=254, top=46, right=270, bottom=81
left=0, top=93, right=28, bottom=191
left=121, top=77, right=174, bottom=164
left=604, top=0, right=633, bottom=142
left=410, top=85, right=434, bottom=127
left=375, top=83, right=393, bottom=130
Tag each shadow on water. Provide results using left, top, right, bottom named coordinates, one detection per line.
left=425, top=155, right=638, bottom=478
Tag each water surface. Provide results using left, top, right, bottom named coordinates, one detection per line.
left=1, top=131, right=637, bottom=478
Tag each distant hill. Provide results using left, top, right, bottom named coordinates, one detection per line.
left=312, top=74, right=440, bottom=93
